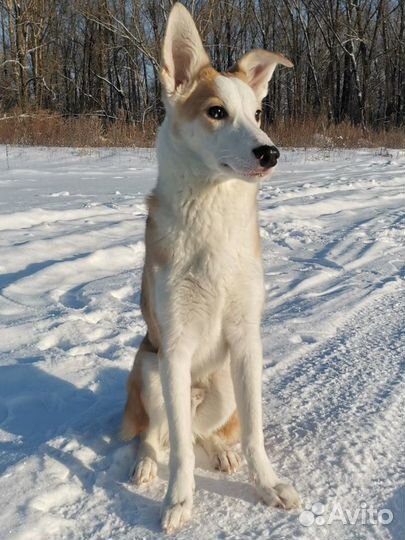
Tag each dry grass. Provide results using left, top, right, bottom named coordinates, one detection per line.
left=0, top=111, right=404, bottom=149
left=0, top=111, right=156, bottom=148
left=270, top=117, right=405, bottom=149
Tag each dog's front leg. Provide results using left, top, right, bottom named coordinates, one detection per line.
left=229, top=327, right=301, bottom=510
left=159, top=345, right=194, bottom=533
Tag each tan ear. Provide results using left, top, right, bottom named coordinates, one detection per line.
left=161, top=3, right=210, bottom=98
left=233, top=50, right=293, bottom=101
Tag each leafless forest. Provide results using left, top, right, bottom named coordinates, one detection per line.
left=0, top=0, right=404, bottom=147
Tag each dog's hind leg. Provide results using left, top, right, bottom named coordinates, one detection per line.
left=131, top=428, right=161, bottom=485
left=121, top=334, right=165, bottom=485
left=127, top=348, right=167, bottom=486
left=128, top=364, right=208, bottom=485
left=121, top=343, right=149, bottom=443
left=199, top=411, right=241, bottom=473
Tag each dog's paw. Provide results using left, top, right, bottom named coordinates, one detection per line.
left=274, top=483, right=302, bottom=509
left=130, top=456, right=157, bottom=485
left=256, top=482, right=301, bottom=510
left=161, top=496, right=192, bottom=534
left=214, top=448, right=241, bottom=474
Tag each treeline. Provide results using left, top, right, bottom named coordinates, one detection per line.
left=0, top=0, right=404, bottom=133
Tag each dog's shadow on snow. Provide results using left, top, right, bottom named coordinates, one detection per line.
left=157, top=447, right=257, bottom=504
left=0, top=362, right=255, bottom=533
left=0, top=361, right=125, bottom=464
left=0, top=361, right=160, bottom=531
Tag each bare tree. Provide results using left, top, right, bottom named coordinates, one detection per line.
left=0, top=0, right=403, bottom=131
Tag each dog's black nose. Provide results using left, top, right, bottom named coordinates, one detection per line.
left=252, top=145, right=280, bottom=169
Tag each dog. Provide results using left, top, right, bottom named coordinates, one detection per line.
left=121, top=2, right=300, bottom=533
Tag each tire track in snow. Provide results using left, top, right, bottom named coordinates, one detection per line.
left=263, top=289, right=405, bottom=539
left=3, top=243, right=144, bottom=306
left=0, top=218, right=142, bottom=277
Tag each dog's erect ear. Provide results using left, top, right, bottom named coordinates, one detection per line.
left=232, top=50, right=293, bottom=102
left=161, top=3, right=210, bottom=98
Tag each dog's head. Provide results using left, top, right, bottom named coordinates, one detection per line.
left=160, top=3, right=293, bottom=182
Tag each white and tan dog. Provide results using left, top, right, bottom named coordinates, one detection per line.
left=122, top=2, right=300, bottom=533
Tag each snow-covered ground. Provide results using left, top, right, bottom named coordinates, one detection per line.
left=0, top=145, right=404, bottom=540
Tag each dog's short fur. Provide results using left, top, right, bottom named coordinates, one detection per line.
left=122, top=3, right=300, bottom=532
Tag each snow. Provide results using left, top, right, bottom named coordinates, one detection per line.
left=0, top=145, right=404, bottom=540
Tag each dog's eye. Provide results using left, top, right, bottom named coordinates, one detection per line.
left=207, top=106, right=228, bottom=120
left=255, top=110, right=262, bottom=122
